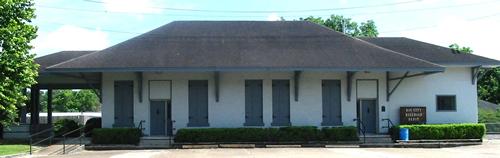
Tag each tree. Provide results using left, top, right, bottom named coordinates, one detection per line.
left=40, top=90, right=100, bottom=112
left=299, top=15, right=378, bottom=37
left=478, top=68, right=500, bottom=104
left=449, top=43, right=473, bottom=54
left=0, top=0, right=38, bottom=127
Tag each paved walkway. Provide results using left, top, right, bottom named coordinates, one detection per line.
left=23, top=139, right=500, bottom=158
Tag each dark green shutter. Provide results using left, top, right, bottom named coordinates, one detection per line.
left=271, top=80, right=291, bottom=126
left=244, top=80, right=264, bottom=126
left=188, top=80, right=209, bottom=127
left=114, top=81, right=134, bottom=127
left=322, top=80, right=342, bottom=126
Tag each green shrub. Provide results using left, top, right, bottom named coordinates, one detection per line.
left=322, top=126, right=359, bottom=141
left=53, top=119, right=80, bottom=137
left=91, top=128, right=142, bottom=145
left=84, top=117, right=101, bottom=137
left=174, top=126, right=358, bottom=143
left=391, top=123, right=485, bottom=140
left=479, top=109, right=500, bottom=123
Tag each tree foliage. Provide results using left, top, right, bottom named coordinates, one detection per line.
left=299, top=15, right=378, bottom=37
left=478, top=68, right=500, bottom=104
left=0, top=0, right=38, bottom=126
left=449, top=43, right=473, bottom=54
left=40, top=90, right=100, bottom=112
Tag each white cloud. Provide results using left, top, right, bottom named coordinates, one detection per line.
left=267, top=13, right=280, bottom=21
left=387, top=16, right=500, bottom=61
left=101, top=0, right=163, bottom=14
left=32, top=25, right=109, bottom=57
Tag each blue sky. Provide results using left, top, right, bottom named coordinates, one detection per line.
left=32, top=0, right=500, bottom=60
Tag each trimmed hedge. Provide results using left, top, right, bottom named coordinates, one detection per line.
left=390, top=123, right=486, bottom=140
left=322, top=126, right=358, bottom=141
left=174, top=126, right=358, bottom=143
left=91, top=128, right=142, bottom=145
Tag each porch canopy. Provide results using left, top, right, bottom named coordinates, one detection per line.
left=35, top=21, right=500, bottom=116
left=27, top=51, right=101, bottom=131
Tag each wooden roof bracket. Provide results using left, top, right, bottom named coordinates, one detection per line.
left=471, top=66, right=483, bottom=85
left=214, top=71, right=220, bottom=102
left=387, top=71, right=409, bottom=101
left=347, top=71, right=356, bottom=102
left=135, top=72, right=143, bottom=103
left=294, top=71, right=302, bottom=102
left=79, top=72, right=102, bottom=102
left=386, top=71, right=442, bottom=101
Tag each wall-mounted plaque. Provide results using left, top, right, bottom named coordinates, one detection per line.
left=400, top=107, right=426, bottom=124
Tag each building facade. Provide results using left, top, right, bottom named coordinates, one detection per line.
left=33, top=21, right=499, bottom=137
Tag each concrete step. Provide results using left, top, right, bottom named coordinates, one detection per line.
left=360, top=135, right=393, bottom=144
left=139, top=137, right=174, bottom=147
left=35, top=138, right=89, bottom=155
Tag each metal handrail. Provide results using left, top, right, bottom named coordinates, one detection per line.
left=30, top=127, right=53, bottom=138
left=353, top=118, right=366, bottom=143
left=29, top=127, right=54, bottom=155
left=138, top=120, right=145, bottom=132
left=62, top=126, right=85, bottom=154
left=381, top=118, right=395, bottom=129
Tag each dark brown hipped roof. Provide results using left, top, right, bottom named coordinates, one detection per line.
left=360, top=37, right=500, bottom=67
left=47, top=21, right=444, bottom=72
left=35, top=51, right=95, bottom=73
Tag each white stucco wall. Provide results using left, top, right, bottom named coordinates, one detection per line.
left=388, top=67, right=478, bottom=125
left=100, top=67, right=477, bottom=135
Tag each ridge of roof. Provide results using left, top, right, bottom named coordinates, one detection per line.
left=36, top=50, right=96, bottom=72
left=46, top=50, right=103, bottom=70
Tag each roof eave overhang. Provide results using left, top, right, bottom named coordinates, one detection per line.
left=438, top=62, right=500, bottom=68
left=45, top=67, right=445, bottom=73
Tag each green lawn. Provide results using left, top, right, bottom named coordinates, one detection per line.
left=0, top=144, right=29, bottom=156
left=0, top=140, right=29, bottom=156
